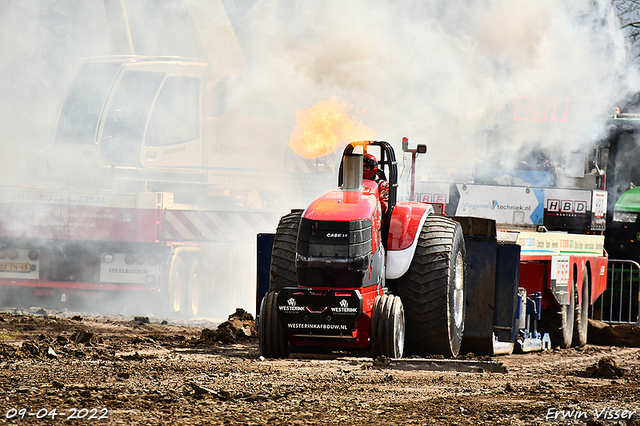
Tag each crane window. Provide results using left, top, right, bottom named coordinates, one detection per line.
left=100, top=71, right=164, bottom=165
left=145, top=76, right=200, bottom=147
left=55, top=62, right=120, bottom=145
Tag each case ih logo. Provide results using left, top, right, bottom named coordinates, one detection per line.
left=326, top=233, right=347, bottom=238
left=547, top=199, right=587, bottom=214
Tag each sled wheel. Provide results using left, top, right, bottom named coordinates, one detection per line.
left=168, top=255, right=185, bottom=315
left=187, top=258, right=202, bottom=317
left=258, top=291, right=291, bottom=359
left=395, top=216, right=466, bottom=357
left=270, top=211, right=303, bottom=292
left=540, top=280, right=575, bottom=349
left=573, top=273, right=589, bottom=347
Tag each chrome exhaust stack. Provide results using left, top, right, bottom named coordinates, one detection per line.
left=342, top=153, right=363, bottom=192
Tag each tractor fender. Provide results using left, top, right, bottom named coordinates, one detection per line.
left=386, top=202, right=434, bottom=279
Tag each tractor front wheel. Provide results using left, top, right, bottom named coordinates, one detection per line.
left=258, top=291, right=291, bottom=359
left=371, top=294, right=405, bottom=358
left=394, top=216, right=466, bottom=357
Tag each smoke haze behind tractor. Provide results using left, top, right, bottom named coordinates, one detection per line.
left=2, top=1, right=638, bottom=176
left=0, top=0, right=639, bottom=317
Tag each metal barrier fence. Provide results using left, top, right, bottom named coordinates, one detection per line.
left=590, top=259, right=640, bottom=325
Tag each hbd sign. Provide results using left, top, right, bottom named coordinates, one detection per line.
left=547, top=199, right=587, bottom=214
left=543, top=189, right=594, bottom=231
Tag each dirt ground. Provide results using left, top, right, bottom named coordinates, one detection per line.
left=0, top=308, right=639, bottom=426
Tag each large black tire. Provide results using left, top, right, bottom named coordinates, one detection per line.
left=371, top=294, right=405, bottom=358
left=394, top=216, right=466, bottom=357
left=186, top=258, right=202, bottom=317
left=269, top=211, right=302, bottom=292
left=370, top=295, right=385, bottom=355
left=540, top=281, right=575, bottom=349
left=572, top=273, right=589, bottom=347
left=258, top=291, right=291, bottom=359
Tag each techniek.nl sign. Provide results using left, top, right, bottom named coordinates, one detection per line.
left=455, top=184, right=545, bottom=225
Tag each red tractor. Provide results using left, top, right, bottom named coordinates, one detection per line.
left=258, top=140, right=467, bottom=359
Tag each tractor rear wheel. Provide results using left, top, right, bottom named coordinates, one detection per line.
left=573, top=273, right=589, bottom=347
left=371, top=294, right=405, bottom=358
left=394, top=216, right=466, bottom=357
left=540, top=281, right=575, bottom=349
left=258, top=291, right=291, bottom=359
left=269, top=211, right=303, bottom=292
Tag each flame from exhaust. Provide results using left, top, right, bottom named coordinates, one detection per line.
left=289, top=97, right=375, bottom=159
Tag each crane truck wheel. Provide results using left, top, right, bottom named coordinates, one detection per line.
left=167, top=255, right=186, bottom=316
left=187, top=258, right=202, bottom=317
left=371, top=294, right=405, bottom=358
left=394, top=216, right=466, bottom=358
left=540, top=281, right=576, bottom=349
left=572, top=274, right=589, bottom=347
left=258, top=291, right=291, bottom=359
left=269, top=211, right=303, bottom=292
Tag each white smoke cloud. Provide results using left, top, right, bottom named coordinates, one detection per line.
left=0, top=2, right=110, bottom=185
left=2, top=0, right=636, bottom=181
left=224, top=0, right=640, bottom=179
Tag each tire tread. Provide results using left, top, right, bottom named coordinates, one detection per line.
left=395, top=216, right=465, bottom=357
left=270, top=212, right=302, bottom=292
left=259, top=291, right=291, bottom=358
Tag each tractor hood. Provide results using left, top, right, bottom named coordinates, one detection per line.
left=303, top=180, right=380, bottom=222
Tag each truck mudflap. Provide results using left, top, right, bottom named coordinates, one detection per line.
left=276, top=288, right=363, bottom=335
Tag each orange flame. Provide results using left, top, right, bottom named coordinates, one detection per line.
left=289, top=97, right=375, bottom=159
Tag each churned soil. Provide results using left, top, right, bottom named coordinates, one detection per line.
left=0, top=308, right=639, bottom=425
